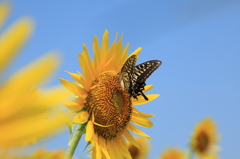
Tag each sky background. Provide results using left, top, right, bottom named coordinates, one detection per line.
left=3, top=0, right=240, bottom=158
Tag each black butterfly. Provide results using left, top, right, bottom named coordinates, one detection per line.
left=119, top=55, right=162, bottom=101
left=129, top=60, right=162, bottom=101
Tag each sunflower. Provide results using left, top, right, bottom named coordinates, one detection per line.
left=190, top=118, right=220, bottom=159
left=0, top=1, right=70, bottom=151
left=61, top=30, right=160, bottom=159
left=128, top=136, right=150, bottom=159
left=159, top=148, right=186, bottom=159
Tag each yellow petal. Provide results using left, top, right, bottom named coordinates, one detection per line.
left=143, top=85, right=154, bottom=93
left=101, top=55, right=115, bottom=71
left=115, top=35, right=123, bottom=60
left=78, top=53, right=94, bottom=87
left=0, top=112, right=66, bottom=148
left=65, top=71, right=86, bottom=89
left=106, top=39, right=116, bottom=60
left=0, top=87, right=37, bottom=121
left=128, top=47, right=142, bottom=57
left=72, top=111, right=89, bottom=124
left=128, top=123, right=151, bottom=139
left=82, top=44, right=96, bottom=78
left=85, top=120, right=94, bottom=141
left=133, top=107, right=155, bottom=118
left=92, top=144, right=96, bottom=159
left=63, top=101, right=84, bottom=111
left=118, top=136, right=132, bottom=159
left=35, top=86, right=72, bottom=109
left=104, top=32, right=122, bottom=68
left=0, top=17, right=33, bottom=73
left=3, top=86, right=70, bottom=121
left=115, top=43, right=129, bottom=70
left=132, top=94, right=160, bottom=105
left=0, top=80, right=70, bottom=121
left=54, top=109, right=73, bottom=127
left=103, top=40, right=117, bottom=71
left=99, top=136, right=111, bottom=159
left=123, top=129, right=139, bottom=148
left=0, top=54, right=65, bottom=121
left=131, top=115, right=153, bottom=128
left=107, top=140, right=118, bottom=159
left=0, top=2, right=10, bottom=29
left=3, top=52, right=60, bottom=92
left=110, top=34, right=123, bottom=67
left=59, top=78, right=86, bottom=96
left=92, top=35, right=101, bottom=73
left=95, top=136, right=102, bottom=159
left=101, top=30, right=109, bottom=62
left=112, top=138, right=122, bottom=159
left=76, top=94, right=87, bottom=104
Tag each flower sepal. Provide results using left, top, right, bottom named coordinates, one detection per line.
left=83, top=141, right=91, bottom=152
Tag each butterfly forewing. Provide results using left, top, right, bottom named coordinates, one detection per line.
left=130, top=60, right=162, bottom=101
left=134, top=60, right=162, bottom=83
left=119, top=55, right=137, bottom=91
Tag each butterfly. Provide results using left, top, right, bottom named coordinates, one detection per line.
left=119, top=55, right=137, bottom=91
left=119, top=55, right=162, bottom=101
left=130, top=60, right=162, bottom=101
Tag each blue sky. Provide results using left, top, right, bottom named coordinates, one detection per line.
left=4, top=0, right=240, bottom=158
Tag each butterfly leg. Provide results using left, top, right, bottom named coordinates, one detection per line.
left=140, top=92, right=148, bottom=101
left=132, top=93, right=138, bottom=100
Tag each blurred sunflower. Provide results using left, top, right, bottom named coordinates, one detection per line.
left=0, top=1, right=70, bottom=153
left=128, top=137, right=150, bottom=159
left=159, top=148, right=186, bottom=159
left=5, top=149, right=65, bottom=159
left=61, top=30, right=159, bottom=159
left=190, top=118, right=220, bottom=159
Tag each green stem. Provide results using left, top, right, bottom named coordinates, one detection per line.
left=65, top=124, right=82, bottom=159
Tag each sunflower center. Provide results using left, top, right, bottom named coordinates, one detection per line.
left=197, top=131, right=209, bottom=152
left=84, top=71, right=132, bottom=139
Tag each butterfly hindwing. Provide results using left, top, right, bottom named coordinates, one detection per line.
left=119, top=55, right=137, bottom=91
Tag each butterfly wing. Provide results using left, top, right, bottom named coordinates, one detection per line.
left=131, top=60, right=162, bottom=100
left=119, top=55, right=137, bottom=91
left=134, top=60, right=162, bottom=83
